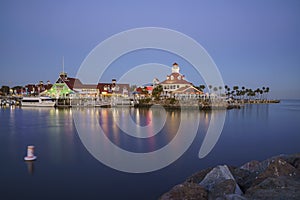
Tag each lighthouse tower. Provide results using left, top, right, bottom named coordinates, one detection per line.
left=171, top=62, right=180, bottom=73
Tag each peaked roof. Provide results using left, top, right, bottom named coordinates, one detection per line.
left=160, top=73, right=192, bottom=85
left=56, top=77, right=97, bottom=90
left=172, top=85, right=203, bottom=94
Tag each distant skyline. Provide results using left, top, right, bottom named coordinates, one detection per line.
left=1, top=1, right=300, bottom=99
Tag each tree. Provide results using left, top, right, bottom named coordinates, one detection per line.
left=199, top=84, right=206, bottom=92
left=261, top=87, right=266, bottom=99
left=264, top=87, right=270, bottom=100
left=208, top=85, right=212, bottom=91
left=152, top=85, right=163, bottom=100
left=12, top=86, right=23, bottom=95
left=225, top=85, right=231, bottom=98
left=213, top=87, right=218, bottom=94
left=259, top=89, right=263, bottom=100
left=0, top=85, right=10, bottom=95
left=130, top=85, right=137, bottom=92
left=218, top=86, right=222, bottom=96
left=241, top=86, right=246, bottom=100
left=246, top=89, right=253, bottom=100
left=233, top=86, right=239, bottom=99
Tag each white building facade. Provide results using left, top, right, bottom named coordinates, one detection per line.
left=160, top=63, right=192, bottom=93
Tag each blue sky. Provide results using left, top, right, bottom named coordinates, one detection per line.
left=1, top=0, right=300, bottom=99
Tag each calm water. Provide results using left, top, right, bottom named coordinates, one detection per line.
left=0, top=100, right=300, bottom=199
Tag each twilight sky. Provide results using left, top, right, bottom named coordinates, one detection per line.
left=0, top=0, right=299, bottom=99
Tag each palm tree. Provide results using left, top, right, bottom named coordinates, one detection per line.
left=246, top=89, right=253, bottom=100
left=231, top=90, right=235, bottom=98
left=233, top=86, right=239, bottom=99
left=224, top=85, right=228, bottom=97
left=239, top=86, right=245, bottom=100
left=226, top=86, right=231, bottom=98
left=218, top=86, right=222, bottom=96
left=0, top=85, right=10, bottom=96
left=259, top=89, right=263, bottom=100
left=264, top=87, right=270, bottom=100
left=152, top=85, right=163, bottom=100
left=255, top=88, right=260, bottom=100
left=199, top=84, right=206, bottom=92
left=261, top=87, right=266, bottom=100
left=213, top=87, right=218, bottom=95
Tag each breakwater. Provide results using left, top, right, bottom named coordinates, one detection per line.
left=160, top=153, right=300, bottom=200
left=135, top=99, right=280, bottom=111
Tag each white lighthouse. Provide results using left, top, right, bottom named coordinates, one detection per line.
left=171, top=62, right=180, bottom=73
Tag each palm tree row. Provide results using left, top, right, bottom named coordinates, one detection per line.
left=197, top=84, right=270, bottom=100
left=224, top=85, right=270, bottom=100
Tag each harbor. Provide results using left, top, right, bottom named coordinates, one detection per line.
left=0, top=63, right=280, bottom=110
left=0, top=100, right=299, bottom=199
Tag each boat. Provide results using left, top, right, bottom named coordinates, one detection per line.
left=21, top=96, right=56, bottom=107
left=111, top=97, right=134, bottom=107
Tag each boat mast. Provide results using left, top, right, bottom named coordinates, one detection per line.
left=62, top=56, right=64, bottom=73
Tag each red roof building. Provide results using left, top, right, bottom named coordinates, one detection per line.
left=158, top=63, right=204, bottom=98
left=97, top=79, right=130, bottom=97
left=159, top=63, right=193, bottom=94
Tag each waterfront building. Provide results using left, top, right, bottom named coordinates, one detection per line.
left=45, top=73, right=129, bottom=101
left=43, top=72, right=75, bottom=98
left=97, top=79, right=130, bottom=98
left=134, top=84, right=153, bottom=98
left=159, top=63, right=203, bottom=98
left=25, top=81, right=52, bottom=96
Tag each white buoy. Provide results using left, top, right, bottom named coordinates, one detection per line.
left=24, top=145, right=37, bottom=161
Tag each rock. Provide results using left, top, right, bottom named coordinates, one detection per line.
left=199, top=165, right=242, bottom=194
left=159, top=182, right=208, bottom=200
left=209, top=179, right=236, bottom=199
left=245, top=176, right=300, bottom=200
left=251, top=158, right=298, bottom=186
left=255, top=153, right=300, bottom=173
left=278, top=153, right=300, bottom=169
left=240, top=154, right=300, bottom=199
left=293, top=158, right=300, bottom=169
left=240, top=160, right=261, bottom=173
left=231, top=168, right=254, bottom=192
left=199, top=165, right=243, bottom=199
left=159, top=153, right=300, bottom=200
left=236, top=154, right=300, bottom=191
left=185, top=167, right=213, bottom=184
left=224, top=194, right=248, bottom=200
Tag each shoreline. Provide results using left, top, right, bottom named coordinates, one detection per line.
left=135, top=99, right=280, bottom=111
left=0, top=96, right=280, bottom=109
left=160, top=153, right=300, bottom=200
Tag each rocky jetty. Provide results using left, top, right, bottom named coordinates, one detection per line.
left=160, top=153, right=300, bottom=200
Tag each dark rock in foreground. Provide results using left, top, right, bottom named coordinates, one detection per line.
left=159, top=153, right=300, bottom=200
left=160, top=183, right=208, bottom=200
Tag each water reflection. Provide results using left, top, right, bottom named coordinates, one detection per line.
left=25, top=161, right=34, bottom=175
left=112, top=107, right=167, bottom=138
left=99, top=107, right=182, bottom=152
left=73, top=107, right=202, bottom=172
left=279, top=100, right=300, bottom=111
left=234, top=103, right=269, bottom=121
left=72, top=107, right=220, bottom=157
left=1, top=101, right=300, bottom=199
left=18, top=107, right=76, bottom=164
